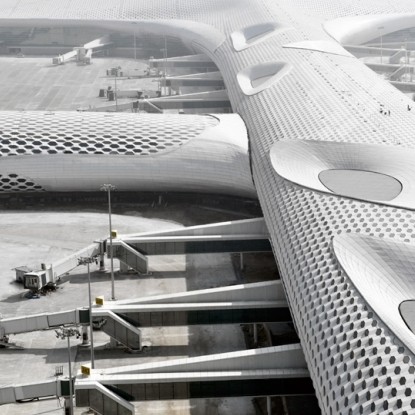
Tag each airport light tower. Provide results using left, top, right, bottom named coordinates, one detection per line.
left=100, top=183, right=116, bottom=300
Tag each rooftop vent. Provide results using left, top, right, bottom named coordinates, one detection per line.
left=231, top=23, right=286, bottom=51
left=237, top=62, right=292, bottom=96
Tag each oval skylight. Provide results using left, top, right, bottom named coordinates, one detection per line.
left=400, top=301, right=415, bottom=335
left=319, top=169, right=402, bottom=201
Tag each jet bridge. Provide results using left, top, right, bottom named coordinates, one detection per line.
left=0, top=308, right=88, bottom=337
left=16, top=241, right=102, bottom=292
left=165, top=72, right=225, bottom=94
left=0, top=280, right=289, bottom=350
left=0, top=343, right=308, bottom=414
left=0, top=378, right=71, bottom=406
left=112, top=217, right=271, bottom=274
left=98, top=280, right=289, bottom=328
left=75, top=344, right=312, bottom=414
left=0, top=280, right=292, bottom=411
left=140, top=89, right=231, bottom=112
left=149, top=54, right=218, bottom=75
left=52, top=35, right=112, bottom=65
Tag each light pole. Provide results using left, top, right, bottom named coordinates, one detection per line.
left=378, top=26, right=384, bottom=64
left=405, top=39, right=409, bottom=81
left=55, top=326, right=81, bottom=415
left=78, top=256, right=95, bottom=369
left=100, top=183, right=116, bottom=300
left=108, top=67, right=121, bottom=111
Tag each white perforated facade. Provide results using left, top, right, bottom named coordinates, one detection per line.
left=0, top=113, right=254, bottom=196
left=2, top=1, right=415, bottom=414
left=0, top=112, right=217, bottom=157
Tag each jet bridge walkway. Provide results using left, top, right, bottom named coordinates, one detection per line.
left=112, top=217, right=271, bottom=274
left=0, top=280, right=289, bottom=347
left=76, top=344, right=312, bottom=413
left=0, top=280, right=293, bottom=410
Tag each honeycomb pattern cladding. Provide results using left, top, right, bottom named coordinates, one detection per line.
left=213, top=2, right=415, bottom=414
left=0, top=173, right=44, bottom=192
left=215, top=33, right=415, bottom=415
left=0, top=112, right=218, bottom=157
left=254, top=174, right=415, bottom=415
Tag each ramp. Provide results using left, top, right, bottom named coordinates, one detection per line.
left=97, top=310, right=142, bottom=351
left=114, top=240, right=148, bottom=274
left=75, top=381, right=134, bottom=415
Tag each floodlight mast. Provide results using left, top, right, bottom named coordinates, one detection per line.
left=78, top=256, right=95, bottom=369
left=55, top=326, right=81, bottom=415
left=100, top=183, right=116, bottom=300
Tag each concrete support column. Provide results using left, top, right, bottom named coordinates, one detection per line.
left=267, top=396, right=272, bottom=415
left=81, top=326, right=89, bottom=345
left=109, top=337, right=118, bottom=348
left=99, top=253, right=105, bottom=272
left=253, top=323, right=258, bottom=347
left=240, top=252, right=244, bottom=270
left=282, top=396, right=289, bottom=415
left=64, top=397, right=71, bottom=415
left=119, top=261, right=129, bottom=273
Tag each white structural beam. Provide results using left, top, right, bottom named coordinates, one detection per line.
left=114, top=280, right=285, bottom=305
left=166, top=71, right=223, bottom=81
left=93, top=301, right=283, bottom=314
left=82, top=344, right=307, bottom=377
left=122, top=217, right=268, bottom=239
left=80, top=369, right=309, bottom=385
left=150, top=53, right=215, bottom=66
left=146, top=89, right=229, bottom=102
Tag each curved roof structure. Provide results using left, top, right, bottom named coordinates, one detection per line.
left=0, top=113, right=254, bottom=196
left=2, top=0, right=415, bottom=413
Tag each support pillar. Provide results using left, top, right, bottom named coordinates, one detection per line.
left=64, top=396, right=71, bottom=415
left=99, top=253, right=105, bottom=272
left=109, top=337, right=118, bottom=348
left=240, top=252, right=244, bottom=271
left=119, top=261, right=129, bottom=273
left=253, top=323, right=258, bottom=347
left=282, top=396, right=289, bottom=415
left=81, top=326, right=89, bottom=346
left=267, top=396, right=272, bottom=415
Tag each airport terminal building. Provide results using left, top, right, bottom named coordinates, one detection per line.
left=1, top=1, right=415, bottom=414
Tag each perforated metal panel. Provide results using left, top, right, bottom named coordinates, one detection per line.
left=0, top=173, right=44, bottom=192
left=0, top=112, right=217, bottom=157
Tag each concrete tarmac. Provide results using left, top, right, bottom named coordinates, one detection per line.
left=0, top=56, right=155, bottom=112
left=0, top=208, right=254, bottom=415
